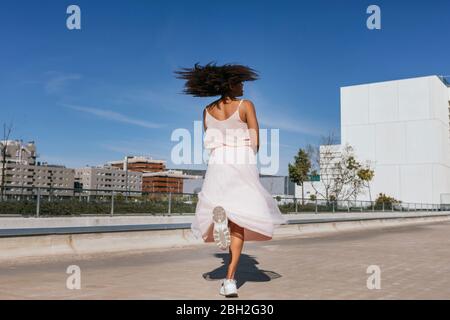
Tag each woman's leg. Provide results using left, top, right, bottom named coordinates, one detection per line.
left=226, top=220, right=245, bottom=280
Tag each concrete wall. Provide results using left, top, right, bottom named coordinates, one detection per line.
left=1, top=213, right=449, bottom=262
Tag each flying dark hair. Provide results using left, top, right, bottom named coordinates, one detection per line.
left=174, top=61, right=260, bottom=97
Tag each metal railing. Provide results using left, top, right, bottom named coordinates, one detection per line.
left=0, top=186, right=195, bottom=217
left=273, top=196, right=447, bottom=214
left=0, top=186, right=448, bottom=217
left=438, top=75, right=450, bottom=87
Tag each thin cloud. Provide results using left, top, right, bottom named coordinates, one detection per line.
left=114, top=87, right=194, bottom=113
left=44, top=72, right=82, bottom=94
left=63, top=104, right=164, bottom=129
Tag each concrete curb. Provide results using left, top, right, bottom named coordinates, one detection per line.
left=1, top=211, right=447, bottom=229
left=0, top=214, right=449, bottom=263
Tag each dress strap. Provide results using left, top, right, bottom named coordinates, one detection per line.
left=238, top=99, right=244, bottom=112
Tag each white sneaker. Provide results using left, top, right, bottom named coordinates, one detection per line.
left=219, top=278, right=238, bottom=297
left=212, top=206, right=231, bottom=250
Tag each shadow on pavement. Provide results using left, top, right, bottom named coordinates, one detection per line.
left=202, top=253, right=282, bottom=288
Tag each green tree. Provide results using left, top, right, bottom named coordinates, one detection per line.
left=333, top=148, right=363, bottom=202
left=357, top=166, right=375, bottom=202
left=288, top=148, right=311, bottom=205
left=307, top=131, right=375, bottom=203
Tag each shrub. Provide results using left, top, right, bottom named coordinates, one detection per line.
left=375, top=193, right=401, bottom=205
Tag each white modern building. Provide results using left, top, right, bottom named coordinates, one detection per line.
left=340, top=75, right=450, bottom=204
left=294, top=181, right=321, bottom=200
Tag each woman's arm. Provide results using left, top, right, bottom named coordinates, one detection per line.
left=203, top=108, right=207, bottom=131
left=244, top=100, right=260, bottom=153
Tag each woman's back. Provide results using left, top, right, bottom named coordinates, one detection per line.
left=204, top=99, right=247, bottom=130
left=203, top=99, right=252, bottom=150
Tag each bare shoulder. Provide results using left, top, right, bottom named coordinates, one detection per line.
left=204, top=103, right=213, bottom=116
left=241, top=99, right=256, bottom=113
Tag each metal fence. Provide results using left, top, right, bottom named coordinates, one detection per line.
left=274, top=197, right=447, bottom=214
left=0, top=186, right=448, bottom=217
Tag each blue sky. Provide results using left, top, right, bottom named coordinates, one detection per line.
left=1, top=0, right=449, bottom=175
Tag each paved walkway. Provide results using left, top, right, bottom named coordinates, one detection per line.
left=1, top=221, right=450, bottom=299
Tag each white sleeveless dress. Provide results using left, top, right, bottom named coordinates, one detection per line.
left=191, top=99, right=288, bottom=242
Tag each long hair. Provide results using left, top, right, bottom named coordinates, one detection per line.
left=174, top=62, right=259, bottom=98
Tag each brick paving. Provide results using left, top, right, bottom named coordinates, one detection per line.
left=1, top=221, right=449, bottom=299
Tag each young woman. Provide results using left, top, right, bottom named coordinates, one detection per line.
left=175, top=62, right=287, bottom=298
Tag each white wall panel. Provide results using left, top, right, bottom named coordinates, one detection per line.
left=342, top=124, right=376, bottom=163
left=436, top=121, right=449, bottom=165
left=400, top=164, right=433, bottom=203
left=375, top=122, right=405, bottom=164
left=405, top=120, right=443, bottom=163
left=371, top=165, right=400, bottom=201
left=432, top=164, right=450, bottom=204
left=398, top=77, right=430, bottom=121
left=369, top=81, right=398, bottom=123
left=341, top=85, right=369, bottom=126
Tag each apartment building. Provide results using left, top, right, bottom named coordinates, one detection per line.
left=142, top=169, right=201, bottom=193
left=107, top=156, right=205, bottom=194
left=108, top=156, right=165, bottom=173
left=75, top=165, right=142, bottom=196
left=0, top=140, right=74, bottom=197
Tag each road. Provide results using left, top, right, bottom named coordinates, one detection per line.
left=1, top=221, right=450, bottom=299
